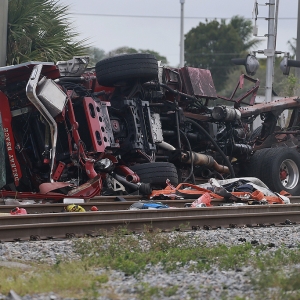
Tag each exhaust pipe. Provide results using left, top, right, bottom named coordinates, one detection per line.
left=112, top=173, right=152, bottom=195
left=115, top=165, right=140, bottom=183
left=156, top=141, right=176, bottom=151
left=26, top=64, right=59, bottom=182
left=182, top=151, right=230, bottom=174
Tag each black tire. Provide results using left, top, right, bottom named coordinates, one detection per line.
left=260, top=148, right=300, bottom=195
left=244, top=148, right=270, bottom=178
left=130, top=162, right=178, bottom=188
left=95, top=53, right=158, bottom=87
left=250, top=125, right=262, bottom=142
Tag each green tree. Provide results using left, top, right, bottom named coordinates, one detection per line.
left=87, top=47, right=106, bottom=67
left=108, top=46, right=168, bottom=64
left=185, top=16, right=261, bottom=91
left=7, top=0, right=88, bottom=65
left=218, top=55, right=296, bottom=101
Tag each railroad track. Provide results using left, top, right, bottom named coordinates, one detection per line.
left=0, top=196, right=299, bottom=214
left=1, top=201, right=300, bottom=242
left=0, top=200, right=213, bottom=213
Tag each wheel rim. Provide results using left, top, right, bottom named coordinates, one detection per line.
left=279, top=159, right=299, bottom=189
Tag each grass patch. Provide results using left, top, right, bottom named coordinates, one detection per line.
left=134, top=282, right=178, bottom=300
left=1, top=228, right=300, bottom=299
left=74, top=227, right=257, bottom=276
left=0, top=260, right=108, bottom=298
left=73, top=227, right=300, bottom=299
left=135, top=282, right=161, bottom=300
left=250, top=247, right=300, bottom=300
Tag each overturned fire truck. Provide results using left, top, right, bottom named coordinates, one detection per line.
left=0, top=53, right=300, bottom=200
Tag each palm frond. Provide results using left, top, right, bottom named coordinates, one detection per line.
left=7, top=0, right=89, bottom=65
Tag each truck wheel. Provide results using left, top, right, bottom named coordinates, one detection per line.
left=260, top=148, right=300, bottom=195
left=249, top=125, right=262, bottom=142
left=130, top=162, right=178, bottom=189
left=95, top=53, right=158, bottom=87
left=244, top=148, right=270, bottom=178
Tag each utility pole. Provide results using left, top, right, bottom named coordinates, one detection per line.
left=0, top=0, right=8, bottom=66
left=296, top=0, right=300, bottom=95
left=179, top=0, right=185, bottom=67
left=265, top=0, right=276, bottom=103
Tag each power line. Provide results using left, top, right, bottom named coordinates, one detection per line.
left=69, top=13, right=227, bottom=19
left=69, top=12, right=297, bottom=20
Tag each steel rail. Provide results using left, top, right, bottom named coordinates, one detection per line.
left=1, top=204, right=300, bottom=226
left=286, top=196, right=300, bottom=202
left=0, top=199, right=218, bottom=213
left=3, top=203, right=300, bottom=225
left=0, top=196, right=299, bottom=214
left=1, top=205, right=300, bottom=242
left=0, top=195, right=143, bottom=206
left=90, top=195, right=143, bottom=201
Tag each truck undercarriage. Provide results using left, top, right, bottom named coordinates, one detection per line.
left=0, top=53, right=300, bottom=200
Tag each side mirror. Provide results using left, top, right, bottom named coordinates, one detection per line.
left=231, top=54, right=259, bottom=76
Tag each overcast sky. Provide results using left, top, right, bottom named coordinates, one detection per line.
left=61, top=0, right=298, bottom=67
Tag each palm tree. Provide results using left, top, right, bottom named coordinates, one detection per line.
left=7, top=0, right=88, bottom=65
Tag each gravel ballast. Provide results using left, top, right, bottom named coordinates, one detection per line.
left=0, top=225, right=299, bottom=300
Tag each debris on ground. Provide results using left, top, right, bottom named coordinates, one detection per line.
left=10, top=207, right=27, bottom=215
left=64, top=204, right=86, bottom=212
left=129, top=201, right=170, bottom=210
left=149, top=177, right=290, bottom=206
